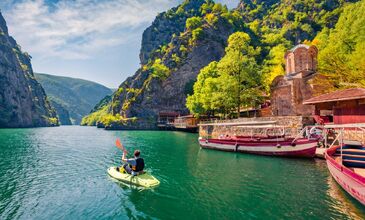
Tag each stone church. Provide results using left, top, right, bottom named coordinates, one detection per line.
left=270, top=44, right=322, bottom=116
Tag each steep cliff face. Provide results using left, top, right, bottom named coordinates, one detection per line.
left=50, top=100, right=72, bottom=125
left=0, top=12, right=58, bottom=128
left=111, top=1, right=237, bottom=127
left=139, top=0, right=205, bottom=65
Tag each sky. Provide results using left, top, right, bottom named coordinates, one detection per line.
left=0, top=0, right=240, bottom=88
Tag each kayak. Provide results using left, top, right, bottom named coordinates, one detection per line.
left=107, top=166, right=160, bottom=188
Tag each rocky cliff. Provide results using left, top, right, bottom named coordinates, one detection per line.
left=106, top=0, right=238, bottom=129
left=0, top=12, right=58, bottom=128
left=49, top=100, right=72, bottom=125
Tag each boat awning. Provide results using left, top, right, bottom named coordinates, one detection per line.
left=236, top=124, right=283, bottom=128
left=198, top=121, right=277, bottom=127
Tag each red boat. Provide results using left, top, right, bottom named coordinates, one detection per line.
left=199, top=137, right=317, bottom=157
left=325, top=145, right=365, bottom=205
left=198, top=121, right=318, bottom=157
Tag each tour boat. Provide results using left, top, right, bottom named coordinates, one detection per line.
left=198, top=121, right=317, bottom=157
left=198, top=137, right=317, bottom=157
left=325, top=145, right=365, bottom=205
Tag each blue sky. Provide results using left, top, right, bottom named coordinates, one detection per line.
left=0, top=0, right=240, bottom=88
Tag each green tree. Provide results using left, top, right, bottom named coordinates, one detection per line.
left=187, top=32, right=263, bottom=118
left=186, top=62, right=219, bottom=116
left=316, top=0, right=365, bottom=88
left=218, top=32, right=262, bottom=117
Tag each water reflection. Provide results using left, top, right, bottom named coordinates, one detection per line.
left=327, top=174, right=365, bottom=219
left=1, top=127, right=365, bottom=219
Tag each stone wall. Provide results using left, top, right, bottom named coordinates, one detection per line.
left=343, top=130, right=365, bottom=145
left=328, top=129, right=365, bottom=146
left=199, top=116, right=312, bottom=138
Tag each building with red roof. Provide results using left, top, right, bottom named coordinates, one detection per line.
left=304, top=88, right=365, bottom=124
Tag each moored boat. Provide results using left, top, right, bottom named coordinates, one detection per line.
left=198, top=121, right=318, bottom=157
left=325, top=145, right=365, bottom=205
left=199, top=138, right=317, bottom=157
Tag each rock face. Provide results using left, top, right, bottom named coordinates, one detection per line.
left=0, top=12, right=58, bottom=128
left=111, top=1, right=236, bottom=129
left=139, top=0, right=205, bottom=65
left=49, top=100, right=72, bottom=125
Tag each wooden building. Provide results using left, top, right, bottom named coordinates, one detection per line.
left=157, top=112, right=179, bottom=130
left=173, top=115, right=199, bottom=133
left=303, top=88, right=365, bottom=124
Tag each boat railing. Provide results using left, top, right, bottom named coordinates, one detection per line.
left=321, top=124, right=365, bottom=162
left=200, top=123, right=292, bottom=140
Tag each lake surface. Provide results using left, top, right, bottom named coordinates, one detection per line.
left=0, top=126, right=364, bottom=219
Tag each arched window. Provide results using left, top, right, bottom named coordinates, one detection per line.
left=287, top=57, right=292, bottom=73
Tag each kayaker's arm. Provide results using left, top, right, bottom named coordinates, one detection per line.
left=122, top=150, right=127, bottom=162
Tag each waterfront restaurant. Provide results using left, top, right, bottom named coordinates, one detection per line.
left=303, top=88, right=365, bottom=124
left=157, top=111, right=179, bottom=129
left=173, top=115, right=199, bottom=132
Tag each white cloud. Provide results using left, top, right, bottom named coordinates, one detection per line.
left=2, top=0, right=177, bottom=60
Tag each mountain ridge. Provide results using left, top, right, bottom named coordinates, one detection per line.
left=35, top=73, right=113, bottom=125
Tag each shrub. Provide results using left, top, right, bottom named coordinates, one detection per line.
left=186, top=17, right=203, bottom=30
left=205, top=13, right=218, bottom=25
left=151, top=59, right=170, bottom=80
left=190, top=28, right=204, bottom=45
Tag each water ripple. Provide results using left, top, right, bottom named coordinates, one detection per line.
left=0, top=127, right=364, bottom=219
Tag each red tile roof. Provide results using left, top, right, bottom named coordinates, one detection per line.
left=303, top=88, right=365, bottom=104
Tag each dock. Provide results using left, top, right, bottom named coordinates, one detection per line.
left=315, top=148, right=326, bottom=159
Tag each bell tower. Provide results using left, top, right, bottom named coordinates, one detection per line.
left=284, top=44, right=318, bottom=78
left=270, top=44, right=319, bottom=116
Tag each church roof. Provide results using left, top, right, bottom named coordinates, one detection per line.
left=289, top=44, right=310, bottom=52
left=303, top=88, right=365, bottom=104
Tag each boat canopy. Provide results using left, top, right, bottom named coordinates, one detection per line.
left=236, top=124, right=283, bottom=128
left=198, top=121, right=277, bottom=127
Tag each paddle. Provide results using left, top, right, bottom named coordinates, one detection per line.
left=116, top=138, right=128, bottom=154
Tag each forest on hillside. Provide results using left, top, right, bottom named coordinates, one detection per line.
left=187, top=0, right=365, bottom=117
left=82, top=0, right=365, bottom=127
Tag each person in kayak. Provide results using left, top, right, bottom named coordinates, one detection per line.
left=118, top=149, right=145, bottom=175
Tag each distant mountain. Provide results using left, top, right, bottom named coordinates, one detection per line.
left=0, top=12, right=58, bottom=128
left=35, top=73, right=113, bottom=125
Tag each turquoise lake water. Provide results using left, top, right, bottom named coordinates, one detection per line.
left=0, top=126, right=365, bottom=219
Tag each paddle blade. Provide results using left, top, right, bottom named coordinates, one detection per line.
left=116, top=139, right=127, bottom=153
left=116, top=139, right=123, bottom=149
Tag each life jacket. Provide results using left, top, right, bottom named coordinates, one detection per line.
left=131, top=157, right=144, bottom=172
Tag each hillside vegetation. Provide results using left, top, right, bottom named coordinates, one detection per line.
left=82, top=0, right=364, bottom=127
left=187, top=0, right=363, bottom=117
left=35, top=73, right=113, bottom=125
